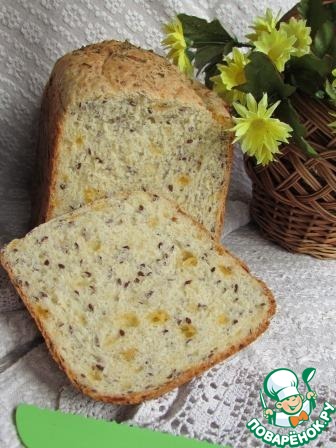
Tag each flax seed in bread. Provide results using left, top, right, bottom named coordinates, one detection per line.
left=33, top=40, right=232, bottom=238
left=2, top=192, right=275, bottom=404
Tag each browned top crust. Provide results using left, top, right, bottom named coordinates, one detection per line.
left=31, top=40, right=232, bottom=230
left=50, top=40, right=231, bottom=120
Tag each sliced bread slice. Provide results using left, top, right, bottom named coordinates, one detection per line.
left=1, top=192, right=275, bottom=404
left=33, top=40, right=232, bottom=239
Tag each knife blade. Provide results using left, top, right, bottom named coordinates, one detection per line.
left=16, top=404, right=230, bottom=448
left=259, top=389, right=267, bottom=410
left=260, top=390, right=272, bottom=423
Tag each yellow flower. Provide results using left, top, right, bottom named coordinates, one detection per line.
left=212, top=74, right=246, bottom=104
left=247, top=8, right=280, bottom=42
left=280, top=18, right=312, bottom=57
left=162, top=18, right=193, bottom=76
left=221, top=48, right=249, bottom=90
left=332, top=68, right=336, bottom=89
left=254, top=28, right=296, bottom=72
left=211, top=48, right=249, bottom=104
left=231, top=93, right=293, bottom=165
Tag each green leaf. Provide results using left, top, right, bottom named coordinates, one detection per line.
left=289, top=53, right=330, bottom=77
left=326, top=79, right=336, bottom=101
left=312, top=20, right=334, bottom=57
left=221, top=40, right=237, bottom=58
left=204, top=61, right=221, bottom=89
left=277, top=99, right=306, bottom=139
left=238, top=52, right=296, bottom=102
left=298, top=0, right=331, bottom=38
left=326, top=2, right=336, bottom=23
left=287, top=54, right=331, bottom=94
left=326, top=38, right=336, bottom=61
left=194, top=40, right=236, bottom=76
left=177, top=14, right=234, bottom=47
left=325, top=79, right=336, bottom=108
left=193, top=45, right=225, bottom=71
left=301, top=138, right=319, bottom=156
left=276, top=99, right=318, bottom=156
left=185, top=48, right=195, bottom=62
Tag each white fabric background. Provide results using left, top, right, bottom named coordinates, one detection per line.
left=0, top=1, right=336, bottom=447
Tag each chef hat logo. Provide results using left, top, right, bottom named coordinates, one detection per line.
left=264, top=368, right=300, bottom=402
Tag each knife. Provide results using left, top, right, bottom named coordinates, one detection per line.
left=260, top=390, right=272, bottom=424
left=16, top=404, right=230, bottom=448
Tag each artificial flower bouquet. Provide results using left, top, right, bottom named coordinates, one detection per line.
left=162, top=0, right=336, bottom=259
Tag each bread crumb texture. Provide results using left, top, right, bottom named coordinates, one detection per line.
left=1, top=192, right=274, bottom=402
left=44, top=41, right=232, bottom=235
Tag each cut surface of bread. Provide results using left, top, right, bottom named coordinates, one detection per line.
left=33, top=40, right=232, bottom=238
left=2, top=192, right=275, bottom=404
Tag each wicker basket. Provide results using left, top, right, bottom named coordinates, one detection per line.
left=244, top=1, right=336, bottom=259
left=245, top=92, right=336, bottom=259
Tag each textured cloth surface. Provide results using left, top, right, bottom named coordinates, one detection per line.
left=1, top=1, right=336, bottom=447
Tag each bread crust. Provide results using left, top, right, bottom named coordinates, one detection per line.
left=31, top=64, right=65, bottom=226
left=215, top=135, right=233, bottom=241
left=2, top=192, right=276, bottom=405
left=188, top=80, right=233, bottom=240
left=32, top=40, right=233, bottom=239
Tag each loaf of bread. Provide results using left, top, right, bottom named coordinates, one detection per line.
left=33, top=40, right=232, bottom=238
left=2, top=191, right=275, bottom=404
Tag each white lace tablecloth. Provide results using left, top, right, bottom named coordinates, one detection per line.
left=1, top=1, right=336, bottom=447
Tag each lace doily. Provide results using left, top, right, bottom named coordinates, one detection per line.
left=0, top=344, right=67, bottom=448
left=2, top=1, right=336, bottom=447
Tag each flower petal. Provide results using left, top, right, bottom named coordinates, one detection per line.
left=231, top=94, right=292, bottom=165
